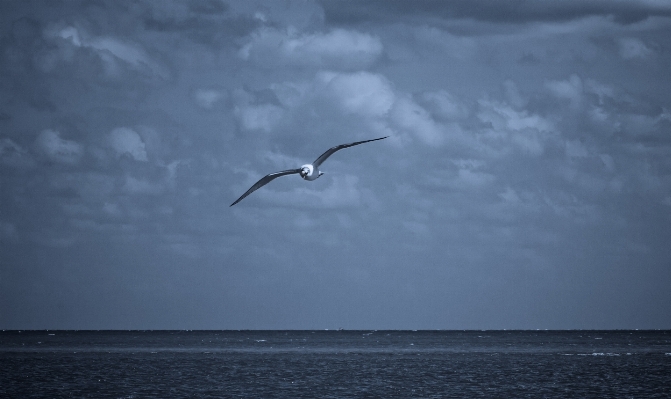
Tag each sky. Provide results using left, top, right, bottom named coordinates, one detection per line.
left=1, top=0, right=670, bottom=330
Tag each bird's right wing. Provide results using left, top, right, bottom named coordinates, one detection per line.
left=312, top=136, right=388, bottom=168
left=230, top=169, right=302, bottom=206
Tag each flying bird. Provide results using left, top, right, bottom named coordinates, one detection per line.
left=231, top=136, right=388, bottom=206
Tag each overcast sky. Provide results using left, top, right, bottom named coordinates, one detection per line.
left=1, top=0, right=670, bottom=330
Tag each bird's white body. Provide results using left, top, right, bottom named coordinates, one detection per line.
left=300, top=164, right=323, bottom=181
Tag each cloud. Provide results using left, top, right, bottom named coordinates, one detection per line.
left=235, top=103, right=285, bottom=133
left=457, top=168, right=496, bottom=188
left=239, top=27, right=383, bottom=69
left=233, top=71, right=397, bottom=136
left=476, top=99, right=555, bottom=156
left=0, top=138, right=34, bottom=169
left=390, top=95, right=444, bottom=146
left=418, top=90, right=471, bottom=121
left=413, top=26, right=477, bottom=60
left=123, top=176, right=164, bottom=195
left=232, top=70, right=473, bottom=150
left=321, top=0, right=671, bottom=25
left=318, top=71, right=395, bottom=117
left=546, top=74, right=583, bottom=108
left=230, top=0, right=324, bottom=30
left=35, top=129, right=83, bottom=165
left=498, top=187, right=521, bottom=203
left=618, top=37, right=654, bottom=59
left=57, top=25, right=82, bottom=46
left=45, top=24, right=169, bottom=79
left=89, top=37, right=168, bottom=78
left=109, top=128, right=148, bottom=162
left=194, top=88, right=225, bottom=109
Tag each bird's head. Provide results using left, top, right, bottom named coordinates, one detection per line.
left=300, top=164, right=312, bottom=179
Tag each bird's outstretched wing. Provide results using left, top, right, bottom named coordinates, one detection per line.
left=230, top=169, right=302, bottom=206
left=312, top=136, right=388, bottom=168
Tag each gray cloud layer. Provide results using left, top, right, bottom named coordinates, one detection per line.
left=1, top=0, right=670, bottom=329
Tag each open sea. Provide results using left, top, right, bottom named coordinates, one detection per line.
left=1, top=330, right=670, bottom=398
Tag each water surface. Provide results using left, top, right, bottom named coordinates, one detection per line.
left=2, top=330, right=670, bottom=398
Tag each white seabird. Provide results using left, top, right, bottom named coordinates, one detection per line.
left=230, top=136, right=388, bottom=206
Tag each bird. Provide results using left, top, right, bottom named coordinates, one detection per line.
left=230, top=136, right=388, bottom=206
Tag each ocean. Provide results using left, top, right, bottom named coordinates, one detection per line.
left=2, top=330, right=670, bottom=398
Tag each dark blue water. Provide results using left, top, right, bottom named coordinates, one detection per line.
left=2, top=330, right=670, bottom=398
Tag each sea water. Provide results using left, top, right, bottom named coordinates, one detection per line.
left=2, top=330, right=670, bottom=398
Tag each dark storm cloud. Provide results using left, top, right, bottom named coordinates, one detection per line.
left=141, top=0, right=261, bottom=45
left=320, top=0, right=671, bottom=26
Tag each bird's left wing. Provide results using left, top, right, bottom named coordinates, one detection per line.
left=230, top=169, right=302, bottom=206
left=312, top=136, right=388, bottom=168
